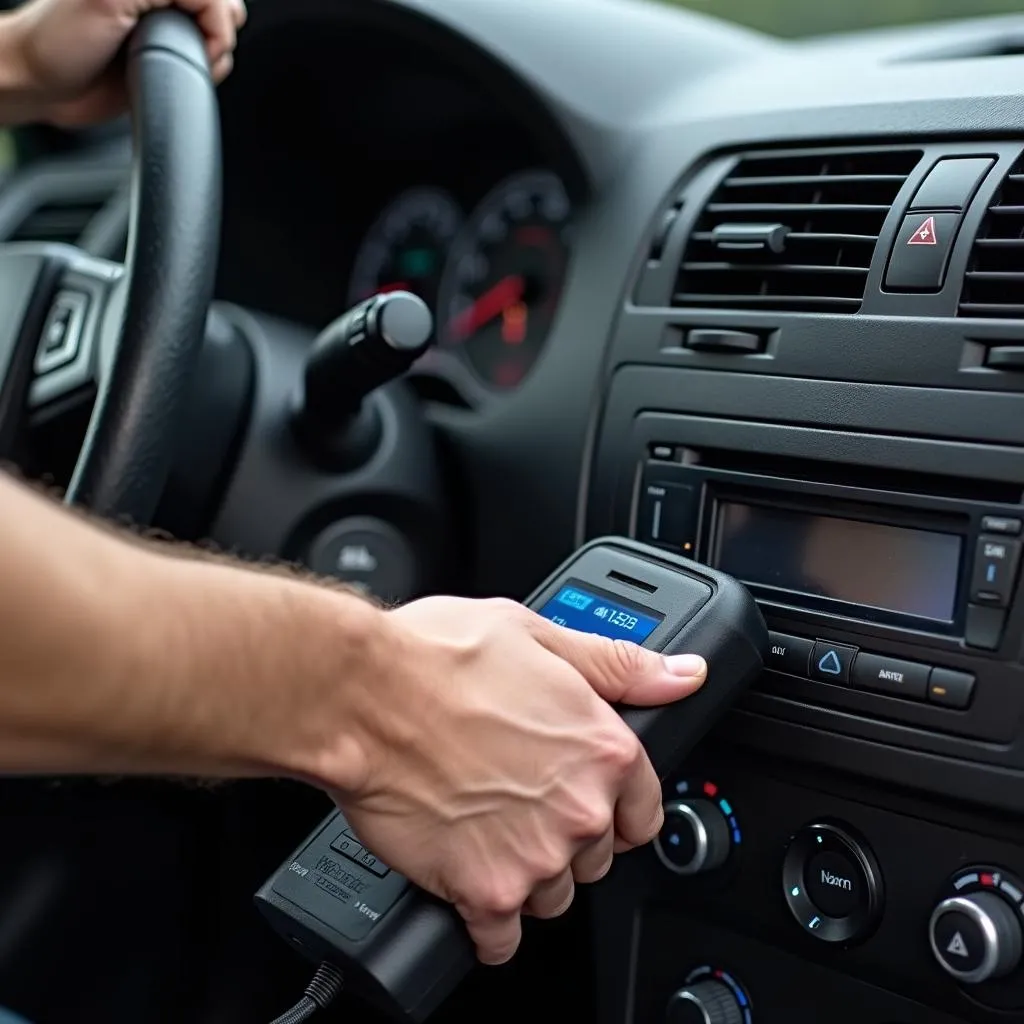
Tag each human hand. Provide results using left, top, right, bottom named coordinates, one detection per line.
left=333, top=596, right=708, bottom=966
left=4, top=0, right=246, bottom=126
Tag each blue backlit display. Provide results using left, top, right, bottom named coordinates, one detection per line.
left=537, top=583, right=663, bottom=644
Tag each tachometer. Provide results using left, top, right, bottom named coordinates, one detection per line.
left=437, top=170, right=571, bottom=389
left=347, top=188, right=463, bottom=326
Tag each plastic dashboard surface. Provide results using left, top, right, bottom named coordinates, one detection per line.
left=204, top=1, right=1024, bottom=809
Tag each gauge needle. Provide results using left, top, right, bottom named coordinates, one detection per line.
left=450, top=275, right=525, bottom=339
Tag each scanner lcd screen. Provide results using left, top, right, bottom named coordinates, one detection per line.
left=537, top=583, right=663, bottom=644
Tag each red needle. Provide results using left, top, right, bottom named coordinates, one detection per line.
left=450, top=275, right=525, bottom=339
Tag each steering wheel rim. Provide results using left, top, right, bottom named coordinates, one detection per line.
left=0, top=10, right=221, bottom=524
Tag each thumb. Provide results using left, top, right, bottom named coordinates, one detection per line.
left=531, top=618, right=707, bottom=706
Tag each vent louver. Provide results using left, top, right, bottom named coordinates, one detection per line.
left=8, top=193, right=110, bottom=246
left=959, top=154, right=1024, bottom=319
left=674, top=147, right=922, bottom=314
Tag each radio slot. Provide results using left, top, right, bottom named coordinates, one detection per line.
left=625, top=457, right=1024, bottom=747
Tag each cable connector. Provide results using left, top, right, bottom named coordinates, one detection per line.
left=269, top=962, right=345, bottom=1024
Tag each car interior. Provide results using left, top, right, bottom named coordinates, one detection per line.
left=1, top=0, right=1024, bottom=1021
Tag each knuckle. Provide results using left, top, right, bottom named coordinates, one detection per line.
left=569, top=802, right=614, bottom=842
left=597, top=725, right=642, bottom=774
left=473, top=880, right=528, bottom=918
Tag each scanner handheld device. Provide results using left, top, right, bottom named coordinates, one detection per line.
left=255, top=538, right=767, bottom=1021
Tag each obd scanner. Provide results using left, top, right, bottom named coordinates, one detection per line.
left=256, top=538, right=767, bottom=1021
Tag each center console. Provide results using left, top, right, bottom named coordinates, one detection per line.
left=583, top=140, right=1024, bottom=1023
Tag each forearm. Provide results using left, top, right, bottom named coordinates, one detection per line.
left=0, top=475, right=386, bottom=786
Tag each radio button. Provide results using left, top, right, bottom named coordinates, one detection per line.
left=809, top=641, right=857, bottom=685
left=928, top=668, right=976, bottom=710
left=971, top=537, right=1022, bottom=608
left=966, top=604, right=1007, bottom=651
left=767, top=632, right=813, bottom=676
left=981, top=516, right=1022, bottom=537
left=852, top=652, right=929, bottom=701
left=638, top=482, right=698, bottom=554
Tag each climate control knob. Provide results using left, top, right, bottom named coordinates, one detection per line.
left=666, top=980, right=744, bottom=1024
left=654, top=799, right=731, bottom=875
left=929, top=891, right=1023, bottom=984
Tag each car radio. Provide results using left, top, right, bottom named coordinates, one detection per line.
left=630, top=450, right=1024, bottom=747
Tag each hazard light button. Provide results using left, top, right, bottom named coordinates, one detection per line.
left=884, top=212, right=962, bottom=292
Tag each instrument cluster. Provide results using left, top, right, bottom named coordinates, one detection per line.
left=346, top=170, right=572, bottom=395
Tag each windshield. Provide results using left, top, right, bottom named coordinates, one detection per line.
left=662, top=0, right=1024, bottom=38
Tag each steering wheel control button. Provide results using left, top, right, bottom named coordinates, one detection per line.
left=809, top=641, right=857, bottom=685
left=929, top=892, right=1023, bottom=984
left=970, top=536, right=1022, bottom=608
left=307, top=517, right=417, bottom=603
left=928, top=668, right=976, bottom=710
left=852, top=652, right=929, bottom=701
left=883, top=211, right=961, bottom=292
left=766, top=633, right=813, bottom=676
left=909, top=157, right=995, bottom=211
left=655, top=798, right=731, bottom=876
left=35, top=289, right=88, bottom=375
left=783, top=822, right=883, bottom=944
left=638, top=482, right=699, bottom=553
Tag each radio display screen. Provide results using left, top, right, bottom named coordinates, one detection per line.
left=537, top=583, right=664, bottom=644
left=714, top=502, right=962, bottom=622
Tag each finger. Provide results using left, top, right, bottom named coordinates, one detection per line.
left=614, top=751, right=664, bottom=849
left=571, top=828, right=615, bottom=884
left=211, top=51, right=234, bottom=83
left=175, top=0, right=238, bottom=63
left=230, top=0, right=248, bottom=28
left=456, top=904, right=522, bottom=966
left=530, top=615, right=708, bottom=706
left=524, top=869, right=575, bottom=919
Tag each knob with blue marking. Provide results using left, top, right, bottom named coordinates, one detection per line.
left=655, top=798, right=732, bottom=875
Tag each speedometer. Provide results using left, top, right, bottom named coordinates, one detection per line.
left=347, top=188, right=463, bottom=331
left=437, top=170, right=571, bottom=389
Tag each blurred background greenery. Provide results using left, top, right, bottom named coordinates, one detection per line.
left=657, top=0, right=1024, bottom=38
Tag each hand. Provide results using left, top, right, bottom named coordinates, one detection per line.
left=335, top=596, right=708, bottom=966
left=5, top=0, right=246, bottom=126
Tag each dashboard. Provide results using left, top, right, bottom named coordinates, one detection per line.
left=6, top=0, right=1024, bottom=1023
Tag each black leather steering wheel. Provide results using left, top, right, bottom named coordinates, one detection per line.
left=0, top=10, right=220, bottom=524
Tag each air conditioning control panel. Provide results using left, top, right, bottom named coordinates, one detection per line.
left=591, top=745, right=1024, bottom=1024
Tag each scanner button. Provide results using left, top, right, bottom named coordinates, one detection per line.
left=329, top=834, right=364, bottom=860
left=809, top=642, right=857, bottom=685
left=355, top=848, right=390, bottom=878
left=852, top=653, right=929, bottom=701
left=767, top=632, right=813, bottom=676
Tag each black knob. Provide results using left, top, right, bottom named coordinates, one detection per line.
left=654, top=799, right=731, bottom=876
left=929, top=891, right=1023, bottom=984
left=666, top=980, right=744, bottom=1024
left=295, top=291, right=433, bottom=467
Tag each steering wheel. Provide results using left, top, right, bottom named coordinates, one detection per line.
left=0, top=10, right=220, bottom=524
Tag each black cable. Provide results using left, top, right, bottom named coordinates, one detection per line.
left=269, top=962, right=345, bottom=1024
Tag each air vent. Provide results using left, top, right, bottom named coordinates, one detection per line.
left=959, top=155, right=1024, bottom=319
left=8, top=193, right=110, bottom=245
left=674, top=147, right=922, bottom=313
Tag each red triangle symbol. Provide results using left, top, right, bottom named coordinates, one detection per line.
left=908, top=216, right=938, bottom=246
